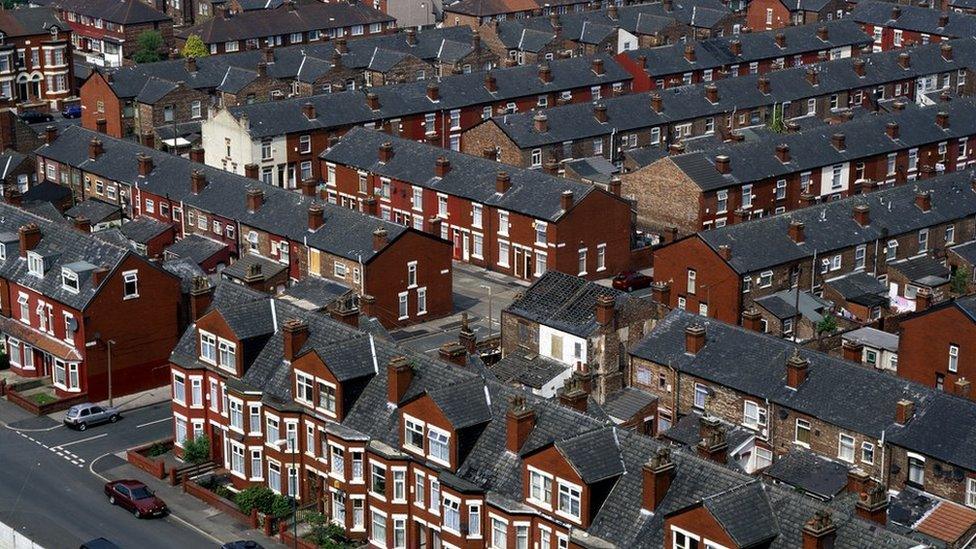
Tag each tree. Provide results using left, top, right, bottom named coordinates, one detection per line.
left=952, top=266, right=970, bottom=294
left=816, top=314, right=837, bottom=335
left=133, top=31, right=164, bottom=64
left=182, top=436, right=210, bottom=464
left=182, top=34, right=208, bottom=59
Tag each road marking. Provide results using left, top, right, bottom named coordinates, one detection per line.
left=52, top=433, right=106, bottom=449
left=136, top=417, right=170, bottom=428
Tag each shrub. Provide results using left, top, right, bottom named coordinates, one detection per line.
left=236, top=486, right=276, bottom=515
left=182, top=436, right=210, bottom=464
left=952, top=266, right=970, bottom=294
left=133, top=31, right=164, bottom=63
left=306, top=513, right=353, bottom=548
left=816, top=314, right=837, bottom=335
left=268, top=494, right=293, bottom=518
left=146, top=441, right=168, bottom=458
left=182, top=34, right=208, bottom=58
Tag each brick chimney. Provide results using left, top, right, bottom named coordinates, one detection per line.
left=595, top=293, right=614, bottom=327
left=307, top=204, right=324, bottom=231
left=484, top=73, right=497, bottom=92
left=372, top=228, right=388, bottom=251
left=73, top=216, right=91, bottom=233
left=939, top=11, right=949, bottom=27
left=886, top=121, right=899, bottom=140
left=256, top=62, right=267, bottom=78
left=5, top=190, right=21, bottom=207
left=560, top=190, right=574, bottom=211
left=651, top=93, right=663, bottom=113
left=641, top=448, right=675, bottom=512
left=506, top=395, right=535, bottom=453
left=88, top=137, right=104, bottom=160
left=802, top=511, right=837, bottom=549
left=44, top=125, right=57, bottom=144
left=426, top=82, right=440, bottom=101
left=806, top=67, right=818, bottom=86
left=954, top=377, right=972, bottom=399
left=714, top=155, right=730, bottom=174
left=853, top=58, right=866, bottom=77
left=843, top=339, right=864, bottom=362
left=776, top=143, right=790, bottom=163
left=18, top=224, right=40, bottom=257
left=891, top=5, right=901, bottom=19
left=915, top=190, right=931, bottom=212
left=757, top=75, right=771, bottom=94
left=786, top=351, right=809, bottom=389
left=438, top=342, right=468, bottom=367
left=730, top=39, right=742, bottom=56
left=898, top=52, right=910, bottom=69
left=191, top=170, right=207, bottom=194
left=594, top=103, right=608, bottom=123
left=816, top=25, right=828, bottom=41
left=775, top=32, right=786, bottom=48
left=941, top=42, right=953, bottom=61
left=831, top=132, right=846, bottom=151
left=855, top=482, right=889, bottom=526
left=915, top=287, right=933, bottom=311
left=244, top=163, right=258, bottom=179
left=610, top=178, right=621, bottom=196
left=651, top=281, right=671, bottom=304
left=387, top=356, right=413, bottom=405
left=189, top=276, right=213, bottom=321
left=788, top=220, right=805, bottom=244
left=936, top=111, right=949, bottom=129
left=364, top=196, right=378, bottom=217
left=246, top=188, right=264, bottom=212
left=137, top=153, right=153, bottom=177
left=96, top=118, right=107, bottom=134
left=302, top=102, right=316, bottom=120
left=718, top=244, right=732, bottom=260
left=405, top=28, right=417, bottom=46
left=697, top=416, right=728, bottom=463
left=591, top=57, right=605, bottom=76
left=685, top=324, right=706, bottom=354
left=190, top=147, right=205, bottom=163
left=533, top=112, right=548, bottom=133
left=558, top=377, right=588, bottom=412
left=705, top=83, right=719, bottom=104
left=538, top=63, right=553, bottom=84
left=847, top=468, right=871, bottom=495
left=185, top=56, right=197, bottom=73
left=496, top=171, right=511, bottom=194
left=895, top=399, right=915, bottom=425
left=684, top=44, right=696, bottom=63
left=283, top=318, right=309, bottom=362
left=742, top=307, right=762, bottom=331
left=471, top=28, right=481, bottom=50
left=366, top=92, right=380, bottom=111
left=543, top=156, right=558, bottom=175
left=300, top=179, right=316, bottom=197
left=458, top=312, right=477, bottom=354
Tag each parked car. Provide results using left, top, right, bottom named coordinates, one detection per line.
left=18, top=110, right=53, bottom=124
left=61, top=104, right=82, bottom=118
left=63, top=403, right=120, bottom=431
left=104, top=480, right=167, bottom=518
left=221, top=542, right=265, bottom=549
left=612, top=271, right=653, bottom=292
left=80, top=538, right=121, bottom=549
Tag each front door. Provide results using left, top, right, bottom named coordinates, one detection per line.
left=210, top=425, right=224, bottom=464
left=514, top=247, right=523, bottom=278
left=462, top=233, right=470, bottom=261
left=415, top=523, right=428, bottom=549
left=452, top=229, right=462, bottom=260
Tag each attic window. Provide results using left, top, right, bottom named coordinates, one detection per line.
left=61, top=268, right=79, bottom=293
left=27, top=252, right=44, bottom=278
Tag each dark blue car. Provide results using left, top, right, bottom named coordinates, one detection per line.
left=62, top=104, right=82, bottom=118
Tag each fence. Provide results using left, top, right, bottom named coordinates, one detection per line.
left=169, top=460, right=216, bottom=486
left=125, top=439, right=172, bottom=479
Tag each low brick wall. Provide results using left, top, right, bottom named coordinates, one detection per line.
left=6, top=387, right=88, bottom=415
left=125, top=439, right=172, bottom=479
left=182, top=478, right=259, bottom=529
left=280, top=522, right=319, bottom=549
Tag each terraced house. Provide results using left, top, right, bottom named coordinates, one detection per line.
left=36, top=126, right=454, bottom=327
left=0, top=8, right=75, bottom=110
left=320, top=127, right=637, bottom=282
left=651, top=170, right=976, bottom=325
left=630, top=309, right=976, bottom=512
left=168, top=280, right=930, bottom=548
left=851, top=0, right=976, bottom=52
left=0, top=200, right=181, bottom=405
left=622, top=98, right=976, bottom=233
left=201, top=54, right=631, bottom=187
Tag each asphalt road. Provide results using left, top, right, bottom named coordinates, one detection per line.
left=0, top=403, right=218, bottom=549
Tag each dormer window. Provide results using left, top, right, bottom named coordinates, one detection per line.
left=557, top=481, right=582, bottom=521
left=404, top=416, right=425, bottom=451
left=27, top=252, right=44, bottom=277
left=61, top=268, right=79, bottom=293
left=427, top=426, right=450, bottom=466
left=218, top=339, right=236, bottom=372
left=199, top=330, right=217, bottom=364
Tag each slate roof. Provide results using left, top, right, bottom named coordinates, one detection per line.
left=0, top=150, right=28, bottom=180
left=225, top=53, right=631, bottom=139
left=170, top=284, right=923, bottom=549
left=161, top=257, right=206, bottom=293
left=887, top=390, right=976, bottom=471
left=950, top=239, right=976, bottom=265
left=699, top=481, right=780, bottom=547
left=632, top=310, right=936, bottom=439
left=564, top=156, right=619, bottom=184
left=39, top=126, right=416, bottom=263
left=763, top=448, right=851, bottom=499
left=504, top=271, right=632, bottom=337
left=443, top=0, right=541, bottom=17
left=65, top=199, right=120, bottom=225
left=755, top=289, right=830, bottom=323
left=222, top=253, right=287, bottom=283
left=843, top=326, right=898, bottom=352
left=0, top=7, right=67, bottom=37
left=21, top=180, right=70, bottom=206
left=889, top=255, right=950, bottom=286
left=851, top=0, right=976, bottom=38
left=489, top=351, right=567, bottom=389
left=602, top=387, right=657, bottom=422
left=37, top=0, right=170, bottom=24
left=321, top=126, right=606, bottom=223
left=119, top=216, right=172, bottom=244
left=696, top=169, right=976, bottom=274
left=178, top=2, right=393, bottom=44
left=825, top=271, right=889, bottom=307
left=163, top=233, right=227, bottom=265
left=279, top=277, right=351, bottom=310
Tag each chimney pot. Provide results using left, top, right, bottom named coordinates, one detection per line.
left=387, top=356, right=413, bottom=405
left=803, top=511, right=837, bottom=549
left=853, top=204, right=870, bottom=226
left=307, top=204, right=324, bottom=231
left=379, top=141, right=394, bottom=163
left=788, top=220, right=805, bottom=244
left=705, top=83, right=719, bottom=103
left=685, top=324, right=706, bottom=354
left=533, top=112, right=549, bottom=133
left=372, top=228, right=388, bottom=251
left=714, top=155, right=731, bottom=174
left=496, top=171, right=511, bottom=194
left=246, top=188, right=264, bottom=212
left=595, top=293, right=614, bottom=326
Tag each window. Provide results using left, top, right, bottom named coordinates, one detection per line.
left=370, top=510, right=386, bottom=545
left=429, top=478, right=440, bottom=514
left=596, top=244, right=606, bottom=271
left=428, top=428, right=450, bottom=464
left=535, top=221, right=547, bottom=245
left=908, top=455, right=925, bottom=485
left=855, top=245, right=866, bottom=270
left=795, top=418, right=811, bottom=446
left=414, top=472, right=425, bottom=506
left=862, top=442, right=875, bottom=464
left=407, top=261, right=417, bottom=288
left=173, top=373, right=186, bottom=403
left=674, top=529, right=698, bottom=549
left=266, top=416, right=280, bottom=445
left=919, top=228, right=929, bottom=252
left=398, top=292, right=408, bottom=320
left=887, top=240, right=898, bottom=262
left=498, top=211, right=509, bottom=235
left=491, top=517, right=507, bottom=549
left=531, top=149, right=542, bottom=167
left=469, top=504, right=481, bottom=537
left=947, top=225, right=956, bottom=245
left=122, top=271, right=138, bottom=298
left=250, top=449, right=262, bottom=480
left=557, top=482, right=581, bottom=520
left=249, top=405, right=260, bottom=432
left=318, top=382, right=336, bottom=414
left=418, top=288, right=427, bottom=315
left=17, top=294, right=28, bottom=323
left=716, top=190, right=728, bottom=214
left=392, top=469, right=406, bottom=502
left=191, top=101, right=202, bottom=119
left=404, top=418, right=424, bottom=451
left=949, top=344, right=959, bottom=373
left=687, top=269, right=697, bottom=294
left=578, top=248, right=587, bottom=276
left=472, top=204, right=483, bottom=228
left=694, top=384, right=708, bottom=409
left=392, top=517, right=406, bottom=548
left=743, top=401, right=767, bottom=429
left=218, top=340, right=235, bottom=371
left=444, top=497, right=460, bottom=532
left=27, top=253, right=44, bottom=277
left=529, top=469, right=553, bottom=506
left=296, top=372, right=314, bottom=403
left=838, top=433, right=856, bottom=463
left=759, top=271, right=773, bottom=288
left=516, top=524, right=529, bottom=549
left=175, top=417, right=187, bottom=446
left=61, top=268, right=79, bottom=293
left=967, top=478, right=976, bottom=508
left=371, top=464, right=386, bottom=496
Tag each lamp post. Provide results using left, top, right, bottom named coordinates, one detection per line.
left=275, top=438, right=299, bottom=548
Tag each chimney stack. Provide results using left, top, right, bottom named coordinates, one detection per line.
left=806, top=67, right=818, bottom=86
left=558, top=377, right=588, bottom=412
left=405, top=28, right=417, bottom=46
left=496, top=171, right=511, bottom=194
left=191, top=170, right=208, bottom=194
left=853, top=58, right=866, bottom=77
left=372, top=228, right=388, bottom=251
left=954, top=377, right=972, bottom=399
left=936, top=111, right=949, bottom=129
left=88, top=137, right=104, bottom=160
left=842, top=339, right=864, bottom=362
left=438, top=342, right=468, bottom=367
left=434, top=156, right=451, bottom=177
left=591, top=58, right=605, bottom=76
left=775, top=32, right=786, bottom=48
left=189, top=277, right=213, bottom=321
left=788, top=220, right=805, bottom=244
left=915, top=190, right=931, bottom=212
left=185, top=56, right=197, bottom=73
left=246, top=188, right=264, bottom=212
left=336, top=36, right=348, bottom=54
left=378, top=141, right=394, bottom=164
left=543, top=156, right=559, bottom=175
left=941, top=43, right=953, bottom=61
left=915, top=287, right=933, bottom=311
left=730, top=39, right=742, bottom=56
left=505, top=395, right=536, bottom=453
left=360, top=294, right=376, bottom=317
left=190, top=146, right=205, bottom=163
left=786, top=351, right=809, bottom=389
left=886, top=121, right=899, bottom=140
left=91, top=266, right=109, bottom=288
left=366, top=92, right=380, bottom=111
left=302, top=102, right=316, bottom=119
left=684, top=44, right=696, bottom=63
left=891, top=5, right=901, bottom=19
left=816, top=25, right=828, bottom=41
left=44, top=125, right=57, bottom=144
left=18, top=223, right=41, bottom=257
left=609, top=178, right=621, bottom=196
left=96, top=118, right=107, bottom=134
left=256, top=62, right=267, bottom=78
left=387, top=356, right=413, bottom=405
left=595, top=293, right=614, bottom=326
left=898, top=52, right=911, bottom=69
left=307, top=204, right=324, bottom=231
left=939, top=11, right=949, bottom=27
left=714, top=155, right=730, bottom=174
left=776, top=143, right=790, bottom=163
left=533, top=112, right=548, bottom=133
left=697, top=416, right=728, bottom=463
left=651, top=281, right=671, bottom=304
left=802, top=511, right=837, bottom=549
left=852, top=204, right=870, bottom=227
left=426, top=82, right=440, bottom=101
left=72, top=216, right=91, bottom=233
left=742, top=307, right=762, bottom=331
left=705, top=83, right=719, bottom=104
left=685, top=324, right=706, bottom=354
left=594, top=103, right=608, bottom=123
left=757, top=75, right=771, bottom=94
left=651, top=93, right=663, bottom=113
left=282, top=318, right=309, bottom=362
left=855, top=483, right=889, bottom=526
left=137, top=153, right=153, bottom=177
left=641, top=448, right=675, bottom=512
left=718, top=244, right=731, bottom=260
left=831, top=133, right=846, bottom=151
left=538, top=63, right=553, bottom=84
left=895, top=399, right=915, bottom=425
left=471, top=29, right=481, bottom=50
left=560, top=190, right=574, bottom=211
left=484, top=73, right=497, bottom=92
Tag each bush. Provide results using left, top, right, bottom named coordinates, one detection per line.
left=236, top=486, right=276, bottom=515
left=182, top=34, right=208, bottom=59
left=133, top=31, right=164, bottom=63
left=816, top=314, right=837, bottom=335
left=182, top=436, right=210, bottom=464
left=146, top=441, right=168, bottom=458
left=952, top=266, right=970, bottom=294
left=305, top=512, right=354, bottom=548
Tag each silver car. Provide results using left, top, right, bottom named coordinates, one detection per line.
left=64, top=403, right=120, bottom=431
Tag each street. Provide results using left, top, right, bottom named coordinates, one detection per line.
left=0, top=403, right=219, bottom=549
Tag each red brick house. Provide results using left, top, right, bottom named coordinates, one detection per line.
left=897, top=294, right=976, bottom=392
left=321, top=127, right=637, bottom=282
left=746, top=0, right=847, bottom=31
left=0, top=200, right=181, bottom=404
left=850, top=0, right=976, bottom=52
left=0, top=8, right=75, bottom=110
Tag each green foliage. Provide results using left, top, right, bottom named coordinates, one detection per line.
left=952, top=266, right=970, bottom=294
left=182, top=436, right=210, bottom=464
left=0, top=350, right=9, bottom=370
left=305, top=512, right=355, bottom=548
left=767, top=103, right=787, bottom=134
left=29, top=392, right=57, bottom=405
left=133, top=31, right=164, bottom=64
left=268, top=493, right=293, bottom=518
left=182, top=35, right=209, bottom=59
left=236, top=486, right=276, bottom=515
left=816, top=314, right=838, bottom=335
left=146, top=441, right=169, bottom=458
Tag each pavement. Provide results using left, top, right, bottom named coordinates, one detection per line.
left=0, top=394, right=286, bottom=549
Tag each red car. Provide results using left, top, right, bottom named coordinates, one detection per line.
left=612, top=271, right=653, bottom=292
left=104, top=480, right=168, bottom=518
